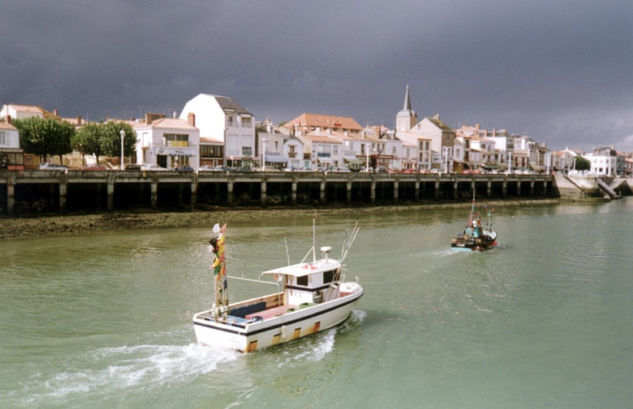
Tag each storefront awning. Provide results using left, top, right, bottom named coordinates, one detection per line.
left=344, top=157, right=363, bottom=165
left=264, top=154, right=288, bottom=163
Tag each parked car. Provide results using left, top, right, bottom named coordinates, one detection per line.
left=199, top=165, right=225, bottom=171
left=141, top=164, right=168, bottom=171
left=125, top=164, right=141, bottom=170
left=177, top=165, right=194, bottom=172
left=39, top=163, right=67, bottom=171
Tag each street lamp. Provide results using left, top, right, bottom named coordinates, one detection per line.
left=119, top=129, right=126, bottom=171
left=261, top=138, right=266, bottom=171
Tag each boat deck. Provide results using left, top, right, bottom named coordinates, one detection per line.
left=245, top=304, right=297, bottom=321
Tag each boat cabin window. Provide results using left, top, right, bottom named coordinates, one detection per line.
left=323, top=270, right=335, bottom=284
left=297, top=275, right=308, bottom=286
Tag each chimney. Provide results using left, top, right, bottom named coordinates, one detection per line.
left=53, top=109, right=59, bottom=117
left=145, top=112, right=165, bottom=125
left=77, top=116, right=82, bottom=125
left=5, top=114, right=11, bottom=124
left=173, top=111, right=177, bottom=119
left=187, top=112, right=196, bottom=127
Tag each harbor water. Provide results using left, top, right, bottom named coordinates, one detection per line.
left=1, top=199, right=633, bottom=408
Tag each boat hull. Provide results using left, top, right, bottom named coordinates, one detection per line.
left=193, top=283, right=363, bottom=352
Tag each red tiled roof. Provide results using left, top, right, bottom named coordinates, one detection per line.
left=285, top=113, right=363, bottom=131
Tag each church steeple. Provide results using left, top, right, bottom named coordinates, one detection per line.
left=396, top=84, right=418, bottom=132
left=403, top=84, right=412, bottom=111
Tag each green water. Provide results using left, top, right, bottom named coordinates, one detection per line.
left=2, top=200, right=633, bottom=408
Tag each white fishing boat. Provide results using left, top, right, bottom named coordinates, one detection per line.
left=193, top=219, right=363, bottom=352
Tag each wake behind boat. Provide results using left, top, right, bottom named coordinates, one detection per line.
left=193, top=219, right=363, bottom=352
left=451, top=194, right=498, bottom=252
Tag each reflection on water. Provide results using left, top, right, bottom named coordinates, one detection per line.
left=2, top=198, right=633, bottom=408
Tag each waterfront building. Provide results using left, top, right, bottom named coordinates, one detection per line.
left=296, top=131, right=344, bottom=170
left=132, top=113, right=200, bottom=170
left=551, top=148, right=577, bottom=172
left=283, top=136, right=306, bottom=170
left=180, top=94, right=255, bottom=168
left=283, top=112, right=363, bottom=137
left=257, top=121, right=289, bottom=170
left=0, top=119, right=24, bottom=170
left=0, top=104, right=54, bottom=120
left=584, top=147, right=617, bottom=176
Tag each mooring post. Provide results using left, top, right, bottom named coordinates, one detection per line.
left=393, top=180, right=399, bottom=203
left=320, top=180, right=326, bottom=204
left=370, top=180, right=376, bottom=204
left=346, top=181, right=352, bottom=204
left=150, top=180, right=158, bottom=208
left=59, top=173, right=68, bottom=213
left=530, top=180, right=535, bottom=196
left=7, top=172, right=15, bottom=215
left=261, top=180, right=267, bottom=207
left=517, top=180, right=521, bottom=197
left=291, top=180, right=297, bottom=205
left=190, top=176, right=198, bottom=210
left=434, top=180, right=440, bottom=199
left=107, top=176, right=115, bottom=210
left=227, top=180, right=234, bottom=205
left=487, top=180, right=492, bottom=198
left=502, top=178, right=508, bottom=198
left=453, top=181, right=459, bottom=199
left=414, top=180, right=420, bottom=201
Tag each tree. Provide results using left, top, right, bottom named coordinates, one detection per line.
left=574, top=156, right=591, bottom=171
left=13, top=117, right=74, bottom=162
left=99, top=121, right=137, bottom=160
left=72, top=123, right=103, bottom=164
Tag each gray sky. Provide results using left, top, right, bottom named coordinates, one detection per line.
left=2, top=0, right=633, bottom=151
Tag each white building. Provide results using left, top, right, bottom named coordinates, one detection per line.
left=132, top=114, right=200, bottom=169
left=0, top=104, right=47, bottom=120
left=584, top=148, right=617, bottom=176
left=284, top=136, right=306, bottom=170
left=180, top=94, right=255, bottom=167
left=0, top=120, right=22, bottom=169
left=0, top=121, right=20, bottom=149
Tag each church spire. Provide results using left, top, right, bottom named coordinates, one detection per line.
left=396, top=84, right=418, bottom=132
left=403, top=84, right=412, bottom=111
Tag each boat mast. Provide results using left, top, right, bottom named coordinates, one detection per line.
left=468, top=187, right=476, bottom=225
left=209, top=223, right=228, bottom=319
left=312, top=213, right=317, bottom=263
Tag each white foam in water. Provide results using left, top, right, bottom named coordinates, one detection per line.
left=17, top=342, right=239, bottom=406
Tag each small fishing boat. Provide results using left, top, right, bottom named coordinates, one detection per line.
left=451, top=195, right=498, bottom=252
left=193, top=219, right=363, bottom=352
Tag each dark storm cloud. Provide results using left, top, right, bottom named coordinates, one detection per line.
left=2, top=0, right=633, bottom=150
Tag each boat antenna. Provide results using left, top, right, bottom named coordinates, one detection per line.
left=340, top=218, right=360, bottom=264
left=284, top=237, right=291, bottom=266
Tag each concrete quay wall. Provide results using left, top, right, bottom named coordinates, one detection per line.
left=0, top=170, right=556, bottom=216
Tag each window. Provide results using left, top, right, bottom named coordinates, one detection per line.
left=0, top=131, right=5, bottom=145
left=297, top=275, right=308, bottom=286
left=288, top=145, right=296, bottom=158
left=164, top=133, right=188, bottom=147
left=200, top=145, right=223, bottom=158
left=242, top=116, right=252, bottom=127
left=227, top=116, right=234, bottom=126
left=333, top=145, right=338, bottom=155
left=323, top=270, right=335, bottom=283
left=242, top=146, right=252, bottom=157
left=392, top=146, right=396, bottom=155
